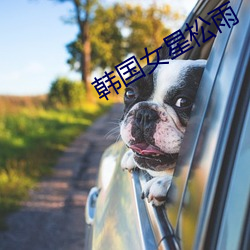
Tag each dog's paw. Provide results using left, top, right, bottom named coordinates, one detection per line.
left=121, top=149, right=135, bottom=172
left=141, top=175, right=172, bottom=206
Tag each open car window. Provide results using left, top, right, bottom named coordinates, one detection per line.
left=165, top=0, right=239, bottom=227
left=136, top=0, right=247, bottom=248
left=142, top=0, right=229, bottom=223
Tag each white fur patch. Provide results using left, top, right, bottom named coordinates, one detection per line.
left=152, top=59, right=206, bottom=104
left=153, top=121, right=183, bottom=154
left=120, top=120, right=134, bottom=144
left=142, top=175, right=173, bottom=206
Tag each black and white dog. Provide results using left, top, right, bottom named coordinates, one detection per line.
left=120, top=59, right=206, bottom=206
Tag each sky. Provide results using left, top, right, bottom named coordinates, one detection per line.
left=0, top=0, right=197, bottom=96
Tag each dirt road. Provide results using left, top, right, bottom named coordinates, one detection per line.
left=0, top=103, right=123, bottom=250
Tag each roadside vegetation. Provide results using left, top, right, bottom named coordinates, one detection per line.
left=0, top=79, right=112, bottom=230
left=0, top=0, right=181, bottom=231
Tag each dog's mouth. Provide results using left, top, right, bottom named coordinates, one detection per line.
left=129, top=143, right=178, bottom=165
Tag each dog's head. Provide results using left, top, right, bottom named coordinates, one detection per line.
left=120, top=59, right=206, bottom=174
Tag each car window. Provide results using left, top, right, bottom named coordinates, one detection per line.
left=215, top=81, right=250, bottom=250
left=136, top=0, right=233, bottom=248
left=181, top=0, right=231, bottom=60
left=158, top=0, right=229, bottom=62
left=164, top=0, right=233, bottom=229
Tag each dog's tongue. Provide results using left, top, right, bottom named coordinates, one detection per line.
left=130, top=143, right=163, bottom=155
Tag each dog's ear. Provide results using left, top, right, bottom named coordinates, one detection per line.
left=191, top=60, right=206, bottom=85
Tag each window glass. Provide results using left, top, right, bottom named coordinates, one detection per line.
left=216, top=101, right=250, bottom=249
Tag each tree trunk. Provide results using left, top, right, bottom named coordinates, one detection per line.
left=73, top=0, right=92, bottom=99
left=81, top=20, right=91, bottom=98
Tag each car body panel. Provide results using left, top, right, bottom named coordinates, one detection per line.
left=92, top=141, right=159, bottom=250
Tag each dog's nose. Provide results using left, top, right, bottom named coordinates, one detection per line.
left=135, top=109, right=159, bottom=130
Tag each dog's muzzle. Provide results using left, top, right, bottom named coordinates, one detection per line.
left=135, top=108, right=159, bottom=131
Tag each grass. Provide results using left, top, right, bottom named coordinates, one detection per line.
left=0, top=95, right=111, bottom=230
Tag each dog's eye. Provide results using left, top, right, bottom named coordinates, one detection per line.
left=125, top=89, right=136, bottom=99
left=175, top=97, right=192, bottom=108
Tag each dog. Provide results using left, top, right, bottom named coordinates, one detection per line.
left=120, top=59, right=206, bottom=206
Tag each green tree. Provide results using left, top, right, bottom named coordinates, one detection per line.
left=66, top=3, right=172, bottom=73
left=90, top=4, right=125, bottom=70
left=125, top=4, right=172, bottom=60
left=53, top=0, right=98, bottom=97
left=66, top=3, right=125, bottom=72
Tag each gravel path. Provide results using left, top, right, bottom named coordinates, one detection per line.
left=0, top=103, right=123, bottom=250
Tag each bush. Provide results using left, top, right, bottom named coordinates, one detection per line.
left=48, top=77, right=85, bottom=108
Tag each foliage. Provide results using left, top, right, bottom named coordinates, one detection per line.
left=52, top=0, right=98, bottom=95
left=124, top=4, right=172, bottom=60
left=50, top=1, right=179, bottom=98
left=90, top=4, right=125, bottom=70
left=0, top=96, right=111, bottom=230
left=66, top=3, right=172, bottom=72
left=48, top=77, right=85, bottom=108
